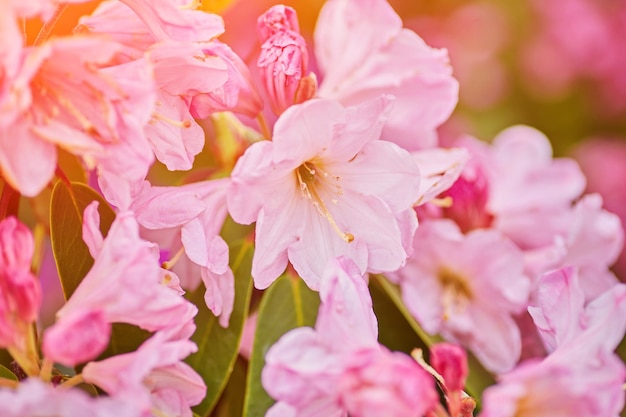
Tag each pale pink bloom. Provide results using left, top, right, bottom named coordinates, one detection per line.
left=118, top=0, right=224, bottom=42
left=314, top=0, right=458, bottom=150
left=189, top=41, right=264, bottom=119
left=228, top=97, right=421, bottom=289
left=412, top=147, right=469, bottom=206
left=0, top=217, right=41, bottom=350
left=0, top=36, right=156, bottom=197
left=0, top=378, right=143, bottom=417
left=338, top=348, right=437, bottom=417
left=146, top=40, right=229, bottom=170
left=573, top=138, right=626, bottom=280
left=43, top=202, right=197, bottom=366
left=131, top=178, right=235, bottom=327
left=480, top=357, right=620, bottom=417
left=83, top=329, right=204, bottom=416
left=262, top=257, right=437, bottom=417
left=388, top=219, right=531, bottom=373
left=482, top=268, right=626, bottom=417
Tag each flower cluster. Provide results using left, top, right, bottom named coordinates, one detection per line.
left=0, top=0, right=624, bottom=416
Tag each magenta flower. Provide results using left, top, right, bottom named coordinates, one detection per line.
left=388, top=219, right=531, bottom=373
left=228, top=97, right=421, bottom=289
left=262, top=257, right=437, bottom=417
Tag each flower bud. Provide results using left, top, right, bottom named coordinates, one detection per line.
left=257, top=5, right=300, bottom=43
left=258, top=30, right=310, bottom=116
left=430, top=342, right=469, bottom=392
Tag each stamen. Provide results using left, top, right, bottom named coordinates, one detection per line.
left=152, top=112, right=193, bottom=128
left=296, top=163, right=354, bottom=243
left=438, top=266, right=473, bottom=321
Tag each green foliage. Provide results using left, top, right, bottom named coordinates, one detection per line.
left=210, top=356, right=248, bottom=417
left=49, top=181, right=115, bottom=300
left=0, top=364, right=17, bottom=381
left=243, top=275, right=320, bottom=417
left=187, top=242, right=254, bottom=417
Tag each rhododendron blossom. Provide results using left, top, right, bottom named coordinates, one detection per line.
left=262, top=257, right=438, bottom=417
left=0, top=0, right=625, bottom=416
left=228, top=97, right=421, bottom=289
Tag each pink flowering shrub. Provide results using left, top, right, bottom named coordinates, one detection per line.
left=0, top=0, right=624, bottom=416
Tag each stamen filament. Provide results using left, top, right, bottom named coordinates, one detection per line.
left=296, top=164, right=354, bottom=243
left=152, top=112, right=192, bottom=128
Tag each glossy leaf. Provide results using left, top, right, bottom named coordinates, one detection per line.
left=210, top=356, right=248, bottom=417
left=243, top=274, right=320, bottom=417
left=187, top=242, right=254, bottom=417
left=0, top=364, right=17, bottom=381
left=49, top=181, right=115, bottom=300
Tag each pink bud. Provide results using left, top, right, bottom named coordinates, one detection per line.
left=430, top=343, right=469, bottom=392
left=257, top=5, right=300, bottom=43
left=0, top=217, right=41, bottom=348
left=258, top=30, right=309, bottom=116
left=43, top=310, right=111, bottom=367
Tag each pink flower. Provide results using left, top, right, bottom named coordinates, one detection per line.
left=0, top=36, right=156, bottom=197
left=262, top=257, right=437, bottom=417
left=131, top=178, right=235, bottom=327
left=314, top=0, right=458, bottom=150
left=481, top=268, right=626, bottom=417
left=0, top=378, right=143, bottom=417
left=388, top=219, right=531, bottom=373
left=43, top=202, right=197, bottom=366
left=430, top=343, right=469, bottom=392
left=0, top=217, right=41, bottom=351
left=228, top=97, right=421, bottom=289
left=188, top=41, right=264, bottom=119
left=82, top=329, right=204, bottom=416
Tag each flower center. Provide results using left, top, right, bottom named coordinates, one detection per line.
left=295, top=162, right=354, bottom=243
left=437, top=266, right=473, bottom=321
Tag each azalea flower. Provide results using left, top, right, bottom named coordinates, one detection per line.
left=481, top=267, right=626, bottom=417
left=388, top=219, right=531, bottom=373
left=262, top=257, right=437, bottom=417
left=228, top=97, right=421, bottom=289
left=43, top=202, right=197, bottom=366
left=0, top=378, right=143, bottom=417
left=314, top=0, right=458, bottom=150
left=131, top=178, right=235, bottom=327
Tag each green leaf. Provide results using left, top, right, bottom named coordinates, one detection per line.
left=187, top=242, right=254, bottom=417
left=50, top=181, right=116, bottom=300
left=50, top=182, right=150, bottom=363
left=243, top=274, right=320, bottom=417
left=372, top=275, right=495, bottom=407
left=210, top=356, right=248, bottom=417
left=369, top=276, right=430, bottom=354
left=0, top=364, right=17, bottom=381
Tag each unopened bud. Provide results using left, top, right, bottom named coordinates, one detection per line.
left=294, top=73, right=318, bottom=104
left=258, top=30, right=309, bottom=116
left=257, top=5, right=300, bottom=43
left=430, top=342, right=469, bottom=392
